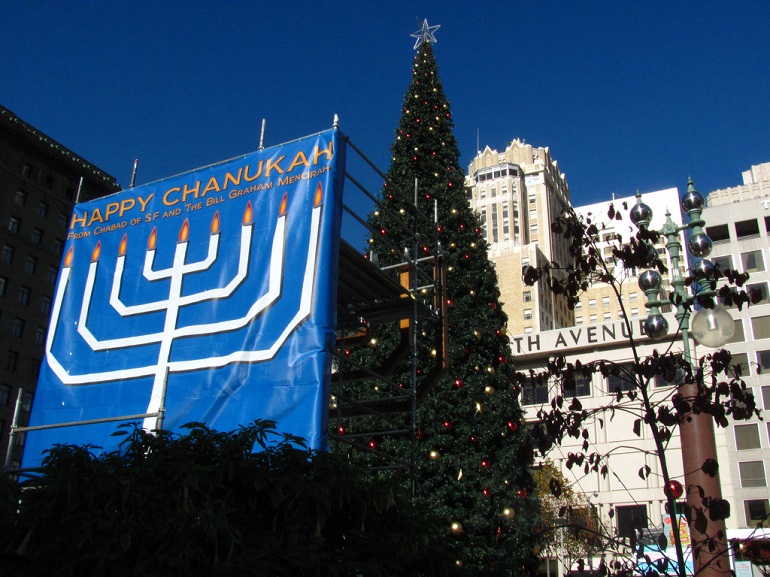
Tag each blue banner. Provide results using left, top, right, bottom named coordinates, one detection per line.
left=22, top=129, right=344, bottom=467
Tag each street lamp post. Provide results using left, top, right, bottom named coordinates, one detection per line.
left=632, top=179, right=734, bottom=577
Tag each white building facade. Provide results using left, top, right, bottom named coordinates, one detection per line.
left=467, top=145, right=770, bottom=569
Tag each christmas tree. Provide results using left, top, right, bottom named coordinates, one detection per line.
left=362, top=21, right=541, bottom=575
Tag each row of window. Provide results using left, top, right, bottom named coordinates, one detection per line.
left=522, top=357, right=770, bottom=406
left=712, top=250, right=765, bottom=274
left=7, top=214, right=66, bottom=253
left=0, top=384, right=33, bottom=411
left=14, top=189, right=69, bottom=224
left=6, top=317, right=46, bottom=344
left=475, top=165, right=520, bottom=183
left=0, top=277, right=52, bottom=312
left=706, top=217, right=770, bottom=244
left=0, top=248, right=59, bottom=281
left=4, top=350, right=40, bottom=377
left=614, top=499, right=770, bottom=537
left=522, top=363, right=689, bottom=405
left=19, top=162, right=76, bottom=200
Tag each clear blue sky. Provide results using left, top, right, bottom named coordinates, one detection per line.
left=3, top=1, right=769, bottom=207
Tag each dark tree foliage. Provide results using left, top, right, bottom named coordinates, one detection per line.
left=359, top=41, right=540, bottom=575
left=517, top=203, right=761, bottom=576
left=0, top=421, right=454, bottom=577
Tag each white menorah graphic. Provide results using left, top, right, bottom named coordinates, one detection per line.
left=46, top=184, right=324, bottom=430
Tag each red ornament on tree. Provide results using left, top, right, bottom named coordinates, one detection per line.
left=665, top=479, right=684, bottom=499
left=507, top=421, right=518, bottom=432
left=443, top=421, right=453, bottom=430
left=453, top=378, right=464, bottom=389
left=517, top=489, right=528, bottom=500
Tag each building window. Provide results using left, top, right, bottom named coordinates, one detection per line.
left=15, top=190, right=26, bottom=206
left=603, top=312, right=612, bottom=321
left=37, top=201, right=48, bottom=217
left=34, top=325, right=46, bottom=346
left=575, top=316, right=583, bottom=325
left=58, top=212, right=68, bottom=228
left=602, top=296, right=610, bottom=306
left=0, top=384, right=10, bottom=405
left=744, top=499, right=770, bottom=528
left=21, top=391, right=33, bottom=412
left=44, top=174, right=54, bottom=190
left=46, top=266, right=58, bottom=285
left=24, top=256, right=36, bottom=274
left=8, top=217, right=20, bottom=234
left=1, top=245, right=14, bottom=265
left=736, top=219, right=760, bottom=239
left=758, top=350, right=770, bottom=373
left=589, top=299, right=596, bottom=308
left=17, top=286, right=30, bottom=306
left=575, top=301, right=582, bottom=309
left=52, top=238, right=64, bottom=256
left=30, top=359, right=40, bottom=379
left=727, top=320, right=745, bottom=344
left=11, top=318, right=24, bottom=338
left=564, top=374, right=591, bottom=398
left=753, top=316, right=770, bottom=340
left=608, top=363, right=636, bottom=392
left=739, top=461, right=767, bottom=488
left=727, top=353, right=750, bottom=377
left=524, top=309, right=533, bottom=320
left=30, top=228, right=42, bottom=245
left=748, top=282, right=769, bottom=303
left=589, top=314, right=597, bottom=323
left=22, top=163, right=32, bottom=178
left=7, top=351, right=18, bottom=371
left=736, top=424, right=761, bottom=450
left=706, top=224, right=730, bottom=243
left=616, top=504, right=648, bottom=539
left=522, top=382, right=549, bottom=405
left=41, top=296, right=52, bottom=315
left=763, top=386, right=770, bottom=410
left=655, top=365, right=685, bottom=387
left=14, top=431, right=26, bottom=447
left=742, top=250, right=765, bottom=273
left=523, top=291, right=532, bottom=303
left=0, top=276, right=6, bottom=296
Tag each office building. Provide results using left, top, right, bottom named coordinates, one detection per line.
left=0, top=105, right=119, bottom=467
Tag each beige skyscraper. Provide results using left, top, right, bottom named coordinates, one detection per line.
left=466, top=139, right=572, bottom=335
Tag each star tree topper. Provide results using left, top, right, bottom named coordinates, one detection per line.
left=411, top=19, right=440, bottom=50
